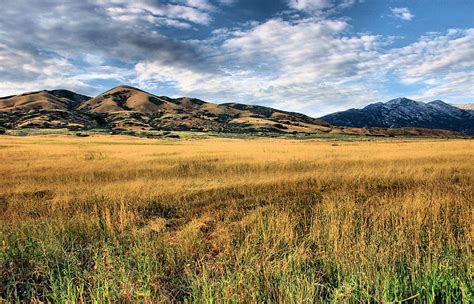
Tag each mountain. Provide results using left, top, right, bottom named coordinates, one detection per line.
left=0, top=88, right=469, bottom=137
left=320, top=97, right=474, bottom=134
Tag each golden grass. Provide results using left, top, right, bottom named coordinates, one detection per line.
left=1, top=135, right=473, bottom=302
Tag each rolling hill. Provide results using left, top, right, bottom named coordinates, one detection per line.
left=0, top=89, right=90, bottom=112
left=0, top=86, right=335, bottom=134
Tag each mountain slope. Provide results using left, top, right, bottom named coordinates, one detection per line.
left=320, top=97, right=474, bottom=134
left=0, top=90, right=97, bottom=129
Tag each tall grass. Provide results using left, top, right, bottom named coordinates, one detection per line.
left=1, top=135, right=473, bottom=302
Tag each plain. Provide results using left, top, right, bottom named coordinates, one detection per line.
left=1, top=135, right=473, bottom=302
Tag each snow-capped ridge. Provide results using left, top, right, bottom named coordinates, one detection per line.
left=320, top=97, right=474, bottom=134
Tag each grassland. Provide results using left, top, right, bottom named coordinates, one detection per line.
left=0, top=135, right=473, bottom=302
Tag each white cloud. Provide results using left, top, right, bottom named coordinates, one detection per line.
left=184, top=0, right=215, bottom=11
left=134, top=17, right=385, bottom=115
left=0, top=0, right=212, bottom=96
left=288, top=0, right=334, bottom=10
left=72, top=66, right=135, bottom=82
left=0, top=42, right=98, bottom=96
left=104, top=0, right=213, bottom=26
left=375, top=28, right=474, bottom=79
left=413, top=71, right=474, bottom=102
left=390, top=7, right=414, bottom=21
left=287, top=0, right=357, bottom=12
left=0, top=79, right=96, bottom=98
left=134, top=16, right=474, bottom=115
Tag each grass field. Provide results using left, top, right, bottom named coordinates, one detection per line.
left=1, top=135, right=473, bottom=302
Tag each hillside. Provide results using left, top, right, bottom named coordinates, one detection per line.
left=320, top=97, right=474, bottom=134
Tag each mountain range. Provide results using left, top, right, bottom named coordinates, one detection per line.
left=0, top=86, right=336, bottom=134
left=0, top=86, right=472, bottom=137
left=320, top=97, right=474, bottom=135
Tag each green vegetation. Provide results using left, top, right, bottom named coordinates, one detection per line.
left=3, top=127, right=462, bottom=141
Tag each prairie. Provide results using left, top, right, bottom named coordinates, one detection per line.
left=0, top=135, right=473, bottom=302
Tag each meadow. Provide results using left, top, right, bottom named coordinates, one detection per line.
left=0, top=135, right=473, bottom=303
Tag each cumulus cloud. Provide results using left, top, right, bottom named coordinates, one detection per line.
left=134, top=17, right=386, bottom=114
left=0, top=0, right=210, bottom=96
left=133, top=16, right=474, bottom=115
left=390, top=7, right=414, bottom=21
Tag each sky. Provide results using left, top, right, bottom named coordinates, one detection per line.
left=0, top=0, right=473, bottom=116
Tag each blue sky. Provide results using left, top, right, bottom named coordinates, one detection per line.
left=0, top=0, right=472, bottom=116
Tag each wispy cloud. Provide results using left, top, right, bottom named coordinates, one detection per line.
left=390, top=7, right=414, bottom=21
